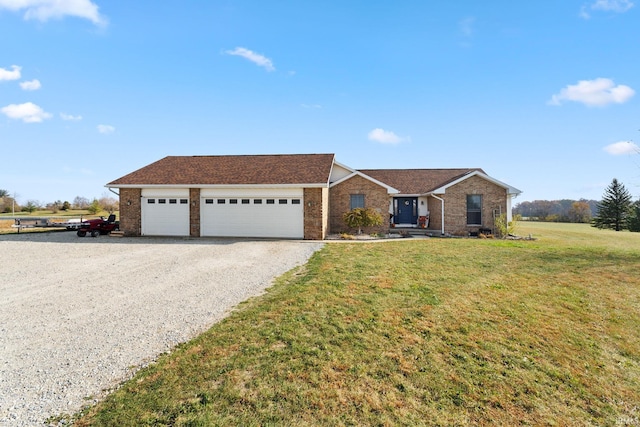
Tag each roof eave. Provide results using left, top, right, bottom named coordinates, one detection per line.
left=330, top=171, right=400, bottom=194
left=428, top=170, right=522, bottom=194
left=106, top=183, right=330, bottom=189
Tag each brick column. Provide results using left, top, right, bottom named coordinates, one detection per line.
left=119, top=188, right=141, bottom=236
left=304, top=188, right=325, bottom=240
left=190, top=188, right=200, bottom=237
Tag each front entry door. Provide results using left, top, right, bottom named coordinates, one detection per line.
left=394, top=198, right=418, bottom=225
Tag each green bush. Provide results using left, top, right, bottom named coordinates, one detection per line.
left=343, top=207, right=383, bottom=234
left=87, top=199, right=102, bottom=215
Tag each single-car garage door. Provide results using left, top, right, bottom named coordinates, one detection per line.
left=200, top=188, right=303, bottom=238
left=141, top=189, right=190, bottom=236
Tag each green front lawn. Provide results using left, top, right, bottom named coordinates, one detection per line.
left=74, top=222, right=640, bottom=426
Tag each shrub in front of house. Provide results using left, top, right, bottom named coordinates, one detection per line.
left=342, top=208, right=384, bottom=235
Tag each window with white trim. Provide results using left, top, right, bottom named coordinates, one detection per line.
left=467, top=195, right=482, bottom=225
left=350, top=194, right=365, bottom=210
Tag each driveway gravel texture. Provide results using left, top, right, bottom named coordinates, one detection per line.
left=0, top=231, right=323, bottom=426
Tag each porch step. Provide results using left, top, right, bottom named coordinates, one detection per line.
left=388, top=228, right=442, bottom=237
left=109, top=231, right=125, bottom=237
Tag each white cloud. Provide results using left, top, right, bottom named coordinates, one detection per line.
left=60, top=112, right=82, bottom=121
left=225, top=47, right=275, bottom=72
left=580, top=0, right=634, bottom=18
left=579, top=6, right=591, bottom=18
left=0, top=65, right=21, bottom=81
left=19, top=79, right=41, bottom=90
left=368, top=128, right=407, bottom=145
left=459, top=16, right=475, bottom=37
left=548, top=78, right=634, bottom=106
left=1, top=101, right=52, bottom=123
left=592, top=0, right=634, bottom=12
left=0, top=0, right=107, bottom=26
left=604, top=141, right=639, bottom=155
left=97, top=124, right=115, bottom=134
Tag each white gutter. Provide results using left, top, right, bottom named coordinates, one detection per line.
left=431, top=194, right=445, bottom=235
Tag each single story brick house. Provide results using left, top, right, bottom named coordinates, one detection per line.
left=106, top=153, right=521, bottom=239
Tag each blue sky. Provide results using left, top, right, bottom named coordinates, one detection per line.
left=1, top=0, right=639, bottom=206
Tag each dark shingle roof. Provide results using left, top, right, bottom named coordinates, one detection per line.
left=108, top=154, right=335, bottom=186
left=358, top=168, right=484, bottom=194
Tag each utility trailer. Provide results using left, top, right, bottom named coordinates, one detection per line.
left=12, top=217, right=82, bottom=232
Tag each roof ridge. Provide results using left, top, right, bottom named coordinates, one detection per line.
left=189, top=153, right=335, bottom=158
left=359, top=167, right=481, bottom=171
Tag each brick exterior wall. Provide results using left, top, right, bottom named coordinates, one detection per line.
left=304, top=187, right=328, bottom=240
left=119, top=188, right=141, bottom=236
left=190, top=188, right=200, bottom=237
left=118, top=176, right=507, bottom=239
left=329, top=175, right=389, bottom=234
left=439, top=175, right=508, bottom=236
left=427, top=196, right=443, bottom=233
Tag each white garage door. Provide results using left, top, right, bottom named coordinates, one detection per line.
left=141, top=189, right=190, bottom=236
left=200, top=188, right=304, bottom=238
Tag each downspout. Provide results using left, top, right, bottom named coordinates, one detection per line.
left=431, top=194, right=445, bottom=235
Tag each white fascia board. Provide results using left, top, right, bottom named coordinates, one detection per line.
left=329, top=171, right=400, bottom=194
left=325, top=154, right=338, bottom=186
left=429, top=171, right=522, bottom=195
left=332, top=160, right=355, bottom=174
left=328, top=160, right=355, bottom=185
left=106, top=183, right=329, bottom=189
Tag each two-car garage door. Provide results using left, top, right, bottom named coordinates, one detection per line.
left=140, top=188, right=304, bottom=238
left=200, top=188, right=304, bottom=238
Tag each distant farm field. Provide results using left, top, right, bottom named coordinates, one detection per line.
left=74, top=222, right=640, bottom=426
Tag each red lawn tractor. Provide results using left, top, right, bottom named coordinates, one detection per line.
left=76, top=214, right=119, bottom=237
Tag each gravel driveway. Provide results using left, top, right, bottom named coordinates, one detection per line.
left=0, top=231, right=323, bottom=426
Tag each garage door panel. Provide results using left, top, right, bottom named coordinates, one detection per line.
left=201, top=196, right=303, bottom=238
left=142, top=197, right=190, bottom=236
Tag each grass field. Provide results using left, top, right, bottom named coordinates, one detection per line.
left=72, top=222, right=640, bottom=426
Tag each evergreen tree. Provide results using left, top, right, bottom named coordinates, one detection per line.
left=627, top=200, right=640, bottom=232
left=592, top=178, right=632, bottom=231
